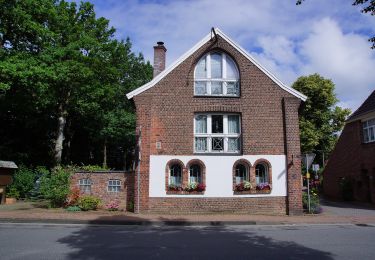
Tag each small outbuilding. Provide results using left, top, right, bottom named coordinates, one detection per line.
left=0, top=160, right=18, bottom=204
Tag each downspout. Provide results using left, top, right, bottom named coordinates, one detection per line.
left=136, top=126, right=141, bottom=214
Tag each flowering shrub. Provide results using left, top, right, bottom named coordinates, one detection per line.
left=185, top=183, right=206, bottom=192
left=168, top=184, right=183, bottom=191
left=256, top=183, right=272, bottom=191
left=106, top=201, right=120, bottom=211
left=65, top=187, right=80, bottom=207
left=235, top=181, right=252, bottom=191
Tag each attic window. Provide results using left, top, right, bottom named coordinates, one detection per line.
left=194, top=52, right=239, bottom=96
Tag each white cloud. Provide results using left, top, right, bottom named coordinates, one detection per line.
left=89, top=0, right=375, bottom=112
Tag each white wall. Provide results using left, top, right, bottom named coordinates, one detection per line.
left=149, top=155, right=287, bottom=198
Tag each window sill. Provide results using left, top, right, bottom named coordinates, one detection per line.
left=233, top=189, right=271, bottom=195
left=166, top=190, right=205, bottom=195
left=194, top=94, right=240, bottom=98
left=194, top=152, right=241, bottom=156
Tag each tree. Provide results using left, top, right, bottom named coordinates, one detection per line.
left=0, top=0, right=152, bottom=167
left=292, top=74, right=351, bottom=160
left=296, top=0, right=375, bottom=49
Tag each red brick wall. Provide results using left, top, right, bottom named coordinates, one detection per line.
left=148, top=197, right=287, bottom=215
left=133, top=35, right=303, bottom=214
left=71, top=171, right=134, bottom=210
left=323, top=121, right=375, bottom=203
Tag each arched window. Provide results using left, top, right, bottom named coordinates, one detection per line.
left=194, top=52, right=239, bottom=96
left=235, top=164, right=248, bottom=184
left=169, top=164, right=182, bottom=186
left=255, top=163, right=269, bottom=185
left=189, top=164, right=202, bottom=184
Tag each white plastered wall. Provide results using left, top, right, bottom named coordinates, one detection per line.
left=149, top=155, right=287, bottom=198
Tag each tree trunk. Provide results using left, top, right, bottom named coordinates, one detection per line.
left=103, top=138, right=107, bottom=168
left=54, top=104, right=67, bottom=165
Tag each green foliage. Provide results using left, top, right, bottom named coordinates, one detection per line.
left=66, top=205, right=82, bottom=212
left=0, top=0, right=152, bottom=168
left=6, top=186, right=20, bottom=199
left=128, top=200, right=134, bottom=212
left=39, top=166, right=71, bottom=207
left=302, top=191, right=320, bottom=214
left=8, top=166, right=36, bottom=198
left=292, top=74, right=351, bottom=159
left=79, top=165, right=109, bottom=172
left=77, top=195, right=101, bottom=211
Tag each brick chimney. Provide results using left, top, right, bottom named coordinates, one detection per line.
left=153, top=41, right=167, bottom=78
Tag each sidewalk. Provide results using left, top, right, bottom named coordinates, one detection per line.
left=0, top=201, right=375, bottom=226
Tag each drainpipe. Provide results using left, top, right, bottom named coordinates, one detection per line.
left=136, top=126, right=141, bottom=214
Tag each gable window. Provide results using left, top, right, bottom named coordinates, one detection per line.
left=108, top=179, right=121, bottom=192
left=78, top=179, right=92, bottom=193
left=194, top=52, right=239, bottom=96
left=363, top=118, right=375, bottom=143
left=194, top=114, right=241, bottom=153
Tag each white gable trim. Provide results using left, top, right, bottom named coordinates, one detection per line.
left=126, top=28, right=307, bottom=101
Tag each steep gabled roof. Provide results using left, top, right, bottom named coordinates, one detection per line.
left=126, top=28, right=307, bottom=101
left=347, top=90, right=375, bottom=121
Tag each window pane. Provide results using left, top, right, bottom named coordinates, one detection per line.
left=170, top=165, right=182, bottom=186
left=195, top=81, right=207, bottom=95
left=211, top=53, right=222, bottom=78
left=228, top=115, right=240, bottom=133
left=235, top=164, right=247, bottom=184
left=364, top=128, right=369, bottom=142
left=226, top=81, right=239, bottom=96
left=370, top=127, right=374, bottom=141
left=211, top=81, right=223, bottom=95
left=212, top=137, right=224, bottom=151
left=228, top=138, right=240, bottom=152
left=195, top=56, right=206, bottom=78
left=256, top=164, right=268, bottom=184
left=195, top=137, right=207, bottom=152
left=226, top=56, right=238, bottom=79
left=212, top=115, right=223, bottom=133
left=195, top=115, right=207, bottom=133
left=189, top=165, right=201, bottom=183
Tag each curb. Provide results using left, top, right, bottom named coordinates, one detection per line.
left=0, top=218, right=271, bottom=226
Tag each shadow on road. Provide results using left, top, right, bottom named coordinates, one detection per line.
left=57, top=215, right=334, bottom=259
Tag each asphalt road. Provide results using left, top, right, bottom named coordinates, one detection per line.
left=0, top=223, right=374, bottom=260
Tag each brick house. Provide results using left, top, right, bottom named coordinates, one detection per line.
left=126, top=28, right=307, bottom=215
left=323, top=90, right=375, bottom=203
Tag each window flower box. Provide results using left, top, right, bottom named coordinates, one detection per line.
left=255, top=183, right=272, bottom=194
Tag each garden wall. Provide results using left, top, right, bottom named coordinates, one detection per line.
left=70, top=171, right=134, bottom=211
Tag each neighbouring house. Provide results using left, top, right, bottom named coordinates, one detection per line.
left=126, top=28, right=307, bottom=215
left=0, top=160, right=18, bottom=204
left=324, top=90, right=375, bottom=203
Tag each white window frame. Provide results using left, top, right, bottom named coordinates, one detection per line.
left=107, top=179, right=121, bottom=192
left=194, top=113, right=241, bottom=154
left=189, top=164, right=202, bottom=184
left=169, top=164, right=182, bottom=186
left=194, top=52, right=240, bottom=97
left=363, top=118, right=375, bottom=143
left=78, top=179, right=91, bottom=193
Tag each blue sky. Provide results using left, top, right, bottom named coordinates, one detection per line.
left=85, top=0, right=375, bottom=111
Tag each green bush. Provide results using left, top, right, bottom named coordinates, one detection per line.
left=302, top=191, right=320, bottom=214
left=39, top=166, right=71, bottom=208
left=77, top=196, right=101, bottom=211
left=8, top=166, right=36, bottom=198
left=66, top=206, right=82, bottom=212
left=6, top=186, right=20, bottom=199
